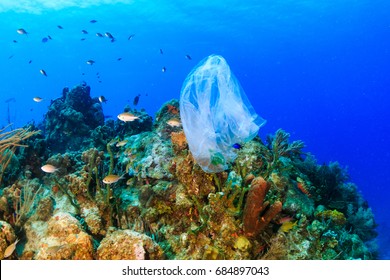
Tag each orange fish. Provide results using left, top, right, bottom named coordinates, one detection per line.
left=296, top=177, right=311, bottom=197
left=117, top=112, right=139, bottom=122
left=103, top=174, right=124, bottom=184
left=166, top=118, right=181, bottom=127
left=4, top=239, right=19, bottom=258
left=41, top=164, right=58, bottom=173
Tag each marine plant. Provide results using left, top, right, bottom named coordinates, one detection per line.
left=0, top=125, right=39, bottom=185
left=261, top=129, right=305, bottom=178
left=14, top=180, right=43, bottom=228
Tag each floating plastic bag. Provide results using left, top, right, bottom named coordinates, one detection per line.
left=179, top=54, right=266, bottom=173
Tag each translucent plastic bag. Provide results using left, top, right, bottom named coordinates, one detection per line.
left=180, top=54, right=266, bottom=173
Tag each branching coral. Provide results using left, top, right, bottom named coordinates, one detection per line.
left=13, top=180, right=43, bottom=228
left=261, top=129, right=305, bottom=178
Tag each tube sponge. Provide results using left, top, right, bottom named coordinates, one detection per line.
left=179, top=54, right=266, bottom=173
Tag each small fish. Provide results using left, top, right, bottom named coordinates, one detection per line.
left=40, top=69, right=47, bottom=76
left=96, top=32, right=103, bottom=37
left=16, top=28, right=28, bottom=35
left=33, top=97, right=43, bottom=102
left=232, top=143, right=242, bottom=149
left=28, top=60, right=32, bottom=64
left=42, top=37, right=48, bottom=43
left=117, top=57, right=122, bottom=61
left=116, top=140, right=128, bottom=147
left=277, top=216, right=294, bottom=225
left=41, top=164, right=58, bottom=173
left=8, top=55, right=14, bottom=59
left=48, top=35, right=52, bottom=40
left=167, top=118, right=181, bottom=127
left=128, top=34, right=135, bottom=40
left=57, top=25, right=63, bottom=29
left=81, top=30, right=88, bottom=34
left=117, top=112, right=139, bottom=122
left=90, top=19, right=97, bottom=23
left=280, top=220, right=298, bottom=233
left=133, top=94, right=140, bottom=106
left=4, top=239, right=19, bottom=258
left=98, top=96, right=107, bottom=103
left=81, top=38, right=86, bottom=41
left=104, top=32, right=114, bottom=39
left=46, top=245, right=66, bottom=255
left=13, top=40, right=18, bottom=43
left=103, top=174, right=124, bottom=184
left=185, top=54, right=192, bottom=60
left=160, top=48, right=163, bottom=54
left=162, top=66, right=166, bottom=73
left=86, top=60, right=95, bottom=65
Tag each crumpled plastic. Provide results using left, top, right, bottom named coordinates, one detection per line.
left=179, top=54, right=266, bottom=173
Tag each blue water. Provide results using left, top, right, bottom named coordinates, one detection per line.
left=1, top=1, right=389, bottom=258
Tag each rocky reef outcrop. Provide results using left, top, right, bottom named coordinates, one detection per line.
left=0, top=89, right=379, bottom=260
left=44, top=84, right=105, bottom=153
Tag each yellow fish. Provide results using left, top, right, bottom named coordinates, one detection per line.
left=103, top=174, right=124, bottom=184
left=41, top=164, right=58, bottom=173
left=4, top=239, right=19, bottom=258
left=166, top=118, right=181, bottom=127
left=280, top=221, right=298, bottom=233
left=117, top=112, right=139, bottom=122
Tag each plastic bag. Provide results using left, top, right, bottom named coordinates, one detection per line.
left=179, top=54, right=266, bottom=173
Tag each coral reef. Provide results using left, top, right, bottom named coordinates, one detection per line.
left=44, top=84, right=105, bottom=153
left=97, top=229, right=164, bottom=260
left=21, top=212, right=94, bottom=260
left=0, top=85, right=378, bottom=260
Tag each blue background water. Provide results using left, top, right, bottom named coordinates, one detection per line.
left=0, top=1, right=389, bottom=258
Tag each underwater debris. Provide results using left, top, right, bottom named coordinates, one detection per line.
left=180, top=55, right=265, bottom=173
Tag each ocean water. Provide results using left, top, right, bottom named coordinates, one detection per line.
left=0, top=0, right=389, bottom=259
